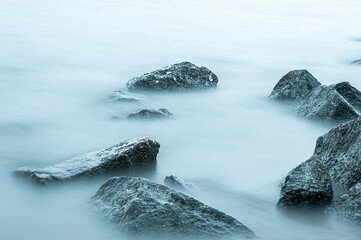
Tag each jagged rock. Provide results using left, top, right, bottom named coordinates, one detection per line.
left=110, top=90, right=144, bottom=102
left=327, top=183, right=361, bottom=224
left=16, top=137, right=160, bottom=185
left=126, top=62, right=218, bottom=92
left=127, top=108, right=172, bottom=119
left=268, top=69, right=321, bottom=102
left=164, top=175, right=191, bottom=191
left=278, top=117, right=361, bottom=208
left=277, top=157, right=333, bottom=209
left=90, top=176, right=255, bottom=238
left=295, top=82, right=361, bottom=123
left=351, top=59, right=361, bottom=65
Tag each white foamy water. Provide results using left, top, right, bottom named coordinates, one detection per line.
left=1, top=0, right=361, bottom=239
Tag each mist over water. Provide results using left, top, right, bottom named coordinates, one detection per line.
left=1, top=0, right=361, bottom=239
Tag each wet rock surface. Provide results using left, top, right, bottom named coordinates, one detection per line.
left=126, top=62, right=218, bottom=92
left=295, top=83, right=361, bottom=123
left=127, top=108, right=173, bottom=119
left=90, top=176, right=255, bottom=238
left=278, top=117, right=361, bottom=208
left=268, top=69, right=321, bottom=102
left=327, top=183, right=361, bottom=224
left=16, top=137, right=160, bottom=184
left=109, top=90, right=144, bottom=102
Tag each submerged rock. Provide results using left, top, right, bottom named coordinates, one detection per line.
left=126, top=62, right=218, bottom=92
left=351, top=59, right=361, bottom=65
left=327, top=183, right=361, bottom=224
left=164, top=175, right=191, bottom=191
left=278, top=117, right=361, bottom=208
left=268, top=69, right=321, bottom=102
left=109, top=90, right=144, bottom=102
left=16, top=137, right=160, bottom=184
left=295, top=83, right=361, bottom=123
left=90, top=176, right=255, bottom=238
left=127, top=108, right=172, bottom=119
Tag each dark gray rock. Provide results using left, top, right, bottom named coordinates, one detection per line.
left=327, top=183, right=361, bottom=224
left=164, top=175, right=191, bottom=191
left=278, top=117, right=361, bottom=208
left=277, top=157, right=333, bottom=209
left=295, top=83, right=361, bottom=123
left=126, top=62, right=218, bottom=92
left=90, top=176, right=255, bottom=238
left=16, top=137, right=160, bottom=185
left=268, top=69, right=321, bottom=102
left=127, top=108, right=172, bottom=119
left=110, top=90, right=144, bottom=102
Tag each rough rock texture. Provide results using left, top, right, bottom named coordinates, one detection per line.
left=90, top=176, right=255, bottom=238
left=268, top=69, right=321, bottom=102
left=277, top=157, right=333, bottom=209
left=127, top=108, right=172, bottom=119
left=126, top=62, right=218, bottom=92
left=110, top=90, right=144, bottom=102
left=278, top=117, right=361, bottom=208
left=295, top=83, right=361, bottom=123
left=328, top=183, right=361, bottom=224
left=164, top=175, right=191, bottom=191
left=16, top=137, right=160, bottom=185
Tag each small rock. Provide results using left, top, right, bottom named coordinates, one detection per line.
left=295, top=83, right=361, bottom=123
left=351, top=59, right=361, bottom=65
left=126, top=62, right=218, bottom=92
left=268, top=69, right=321, bottom=102
left=110, top=90, right=144, bottom=102
left=90, top=176, right=255, bottom=238
left=16, top=137, right=160, bottom=184
left=164, top=175, right=191, bottom=191
left=327, top=183, right=361, bottom=224
left=127, top=108, right=172, bottom=119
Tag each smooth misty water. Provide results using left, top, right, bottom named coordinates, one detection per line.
left=1, top=0, right=361, bottom=239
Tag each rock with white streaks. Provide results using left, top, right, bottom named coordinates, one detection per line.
left=126, top=62, right=218, bottom=92
left=268, top=69, right=321, bottom=102
left=127, top=108, right=172, bottom=119
left=15, top=137, right=160, bottom=184
left=90, top=176, right=255, bottom=238
left=295, top=82, right=361, bottom=123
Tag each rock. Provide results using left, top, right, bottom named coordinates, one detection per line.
left=127, top=108, right=172, bottom=119
left=109, top=90, right=144, bottom=102
left=164, top=175, right=191, bottom=191
left=327, top=183, right=361, bottom=224
left=278, top=117, right=361, bottom=208
left=16, top=137, right=160, bottom=185
left=295, top=83, right=361, bottom=123
left=126, top=62, right=218, bottom=92
left=351, top=59, right=361, bottom=65
left=268, top=69, right=321, bottom=102
left=90, top=176, right=255, bottom=238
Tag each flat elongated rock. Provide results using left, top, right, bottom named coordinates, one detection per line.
left=295, top=83, right=360, bottom=123
left=278, top=117, right=361, bottom=208
left=351, top=59, right=361, bottom=65
left=327, top=183, right=361, bottom=224
left=268, top=69, right=321, bottom=102
left=110, top=90, right=144, bottom=102
left=16, top=137, right=160, bottom=184
left=126, top=62, right=218, bottom=92
left=127, top=108, right=172, bottom=119
left=90, top=176, right=255, bottom=238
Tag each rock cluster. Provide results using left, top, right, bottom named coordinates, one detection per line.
left=90, top=176, right=255, bottom=238
left=269, top=70, right=361, bottom=123
left=278, top=117, right=361, bottom=219
left=16, top=137, right=160, bottom=184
